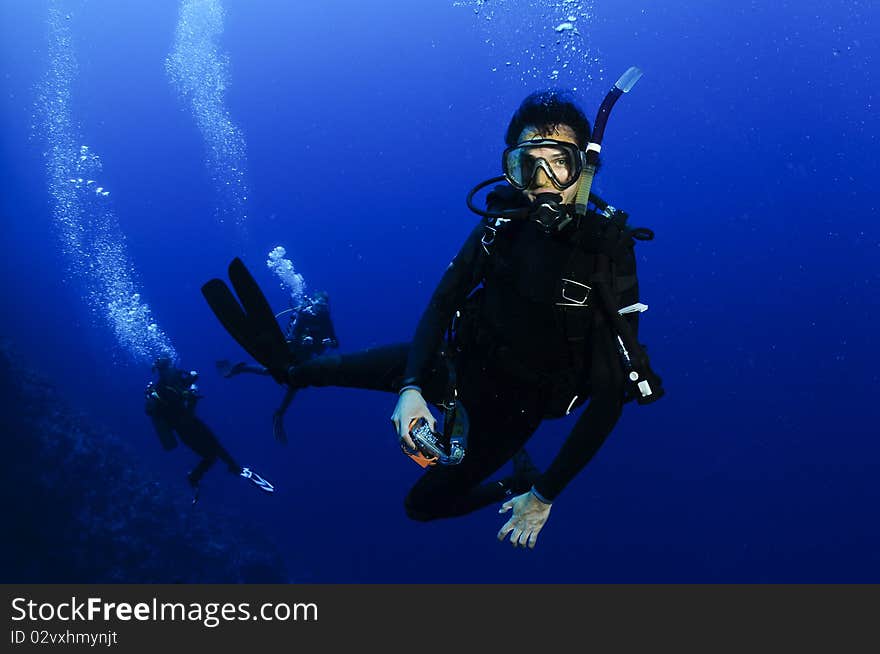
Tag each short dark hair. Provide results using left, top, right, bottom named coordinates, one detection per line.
left=504, top=89, right=591, bottom=148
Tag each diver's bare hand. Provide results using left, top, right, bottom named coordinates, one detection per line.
left=390, top=389, right=435, bottom=451
left=497, top=491, right=552, bottom=549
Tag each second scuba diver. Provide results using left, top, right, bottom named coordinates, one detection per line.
left=215, top=290, right=339, bottom=443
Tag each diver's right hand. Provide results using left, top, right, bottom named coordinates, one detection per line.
left=391, top=389, right=435, bottom=452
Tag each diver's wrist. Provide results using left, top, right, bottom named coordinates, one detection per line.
left=399, top=384, right=423, bottom=396
left=529, top=485, right=553, bottom=505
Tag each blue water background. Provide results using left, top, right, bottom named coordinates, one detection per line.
left=1, top=0, right=878, bottom=582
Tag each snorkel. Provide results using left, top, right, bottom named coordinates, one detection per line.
left=573, top=66, right=643, bottom=218
left=466, top=66, right=644, bottom=224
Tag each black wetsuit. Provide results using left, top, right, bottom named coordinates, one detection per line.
left=145, top=368, right=241, bottom=485
left=294, top=185, right=648, bottom=520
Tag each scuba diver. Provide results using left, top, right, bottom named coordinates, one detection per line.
left=144, top=356, right=275, bottom=503
left=201, top=67, right=664, bottom=548
left=215, top=290, right=339, bottom=444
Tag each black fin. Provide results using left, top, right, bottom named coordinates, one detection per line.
left=201, top=278, right=271, bottom=368
left=202, top=258, right=292, bottom=378
left=227, top=258, right=290, bottom=372
left=272, top=406, right=289, bottom=444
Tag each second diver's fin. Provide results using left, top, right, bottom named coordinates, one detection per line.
left=272, top=399, right=292, bottom=445
left=201, top=257, right=290, bottom=381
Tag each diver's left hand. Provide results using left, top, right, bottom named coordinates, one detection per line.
left=497, top=491, right=552, bottom=549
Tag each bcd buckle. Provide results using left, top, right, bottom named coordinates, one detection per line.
left=556, top=278, right=592, bottom=307
left=481, top=225, right=497, bottom=255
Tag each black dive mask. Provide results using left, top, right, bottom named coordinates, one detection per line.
left=502, top=139, right=585, bottom=191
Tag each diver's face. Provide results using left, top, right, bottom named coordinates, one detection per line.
left=516, top=124, right=581, bottom=205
